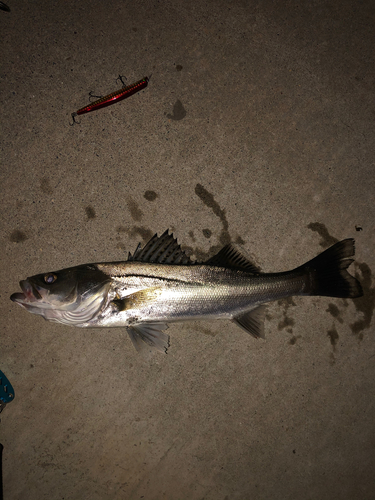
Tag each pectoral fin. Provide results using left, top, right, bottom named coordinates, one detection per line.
left=112, top=287, right=162, bottom=311
left=127, top=323, right=169, bottom=353
left=233, top=306, right=267, bottom=339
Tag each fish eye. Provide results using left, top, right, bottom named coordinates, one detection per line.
left=44, top=273, right=57, bottom=284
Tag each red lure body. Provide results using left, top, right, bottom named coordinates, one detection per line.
left=76, top=77, right=149, bottom=116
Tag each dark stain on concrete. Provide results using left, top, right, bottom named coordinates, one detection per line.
left=176, top=64, right=183, bottom=71
left=116, top=242, right=127, bottom=251
left=329, top=352, right=336, bottom=365
left=281, top=297, right=297, bottom=307
left=350, top=262, right=374, bottom=340
left=126, top=226, right=153, bottom=242
left=129, top=226, right=153, bottom=242
left=10, top=230, right=28, bottom=243
left=181, top=244, right=208, bottom=262
left=195, top=184, right=228, bottom=232
left=278, top=315, right=295, bottom=333
left=289, top=335, right=302, bottom=345
left=177, top=185, right=252, bottom=264
left=144, top=190, right=158, bottom=202
left=40, top=177, right=54, bottom=195
left=327, top=325, right=339, bottom=350
left=127, top=199, right=143, bottom=222
left=115, top=226, right=154, bottom=252
left=195, top=183, right=231, bottom=248
left=196, top=326, right=217, bottom=337
left=166, top=99, right=186, bottom=120
left=307, top=222, right=339, bottom=248
left=191, top=184, right=252, bottom=264
left=85, top=206, right=96, bottom=220
left=278, top=297, right=297, bottom=334
left=326, top=303, right=343, bottom=323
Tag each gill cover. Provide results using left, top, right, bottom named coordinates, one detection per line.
left=11, top=264, right=111, bottom=326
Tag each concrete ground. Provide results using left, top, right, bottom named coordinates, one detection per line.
left=1, top=0, right=374, bottom=499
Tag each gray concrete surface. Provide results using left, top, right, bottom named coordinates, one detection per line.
left=1, top=1, right=374, bottom=499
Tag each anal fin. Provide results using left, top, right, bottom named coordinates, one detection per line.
left=233, top=306, right=267, bottom=339
left=127, top=323, right=169, bottom=353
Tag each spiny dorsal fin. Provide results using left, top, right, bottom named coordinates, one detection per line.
left=127, top=230, right=192, bottom=265
left=205, top=245, right=261, bottom=273
left=233, top=306, right=267, bottom=339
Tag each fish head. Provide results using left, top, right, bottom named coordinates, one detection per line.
left=10, top=264, right=111, bottom=325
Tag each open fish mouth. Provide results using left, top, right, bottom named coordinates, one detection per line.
left=10, top=280, right=42, bottom=305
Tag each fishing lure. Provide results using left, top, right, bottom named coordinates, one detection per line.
left=71, top=76, right=149, bottom=123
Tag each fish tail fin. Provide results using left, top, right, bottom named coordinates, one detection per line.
left=297, top=238, right=363, bottom=298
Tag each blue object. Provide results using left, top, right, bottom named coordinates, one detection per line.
left=0, top=371, right=14, bottom=408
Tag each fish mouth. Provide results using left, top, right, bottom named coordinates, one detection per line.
left=10, top=280, right=42, bottom=306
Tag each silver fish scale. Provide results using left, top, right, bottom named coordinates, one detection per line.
left=93, top=264, right=308, bottom=325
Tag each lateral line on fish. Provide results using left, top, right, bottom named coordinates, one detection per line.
left=109, top=273, right=192, bottom=285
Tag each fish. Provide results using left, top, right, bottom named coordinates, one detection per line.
left=10, top=231, right=363, bottom=353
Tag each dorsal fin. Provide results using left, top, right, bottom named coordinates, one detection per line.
left=204, top=245, right=261, bottom=273
left=127, top=230, right=192, bottom=265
